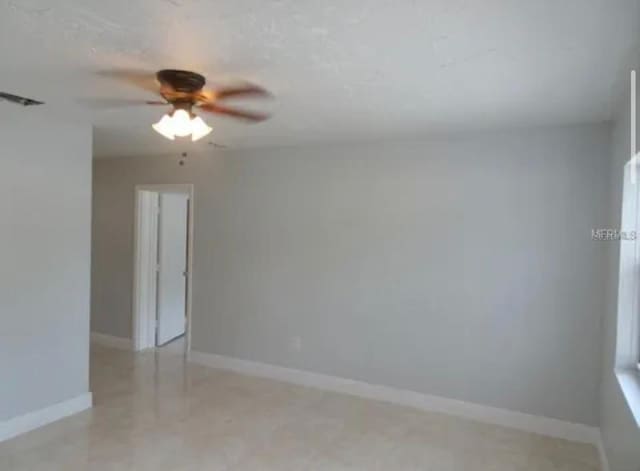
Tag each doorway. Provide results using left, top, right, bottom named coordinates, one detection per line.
left=132, top=184, right=194, bottom=355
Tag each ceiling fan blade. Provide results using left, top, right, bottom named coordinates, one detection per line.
left=198, top=103, right=270, bottom=122
left=79, top=98, right=167, bottom=110
left=97, top=69, right=162, bottom=95
left=199, top=84, right=271, bottom=102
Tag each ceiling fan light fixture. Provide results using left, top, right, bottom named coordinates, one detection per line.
left=103, top=69, right=269, bottom=141
left=152, top=114, right=175, bottom=140
left=190, top=115, right=213, bottom=141
left=171, top=109, right=193, bottom=137
left=152, top=108, right=213, bottom=141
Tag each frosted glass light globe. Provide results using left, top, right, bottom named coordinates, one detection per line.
left=171, top=109, right=192, bottom=137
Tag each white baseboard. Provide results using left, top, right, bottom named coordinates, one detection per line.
left=597, top=432, right=610, bottom=471
left=91, top=332, right=132, bottom=350
left=189, top=351, right=600, bottom=445
left=0, top=393, right=92, bottom=443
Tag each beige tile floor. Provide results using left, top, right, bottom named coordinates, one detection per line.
left=0, top=343, right=600, bottom=470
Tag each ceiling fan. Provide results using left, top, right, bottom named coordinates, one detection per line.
left=0, top=91, right=44, bottom=106
left=99, top=69, right=272, bottom=141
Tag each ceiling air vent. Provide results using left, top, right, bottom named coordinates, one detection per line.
left=0, top=92, right=44, bottom=106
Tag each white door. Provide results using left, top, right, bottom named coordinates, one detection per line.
left=156, top=193, right=189, bottom=346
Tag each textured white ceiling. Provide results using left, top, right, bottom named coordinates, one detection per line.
left=1, top=0, right=639, bottom=158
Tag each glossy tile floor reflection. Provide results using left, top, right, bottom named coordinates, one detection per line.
left=0, top=344, right=600, bottom=470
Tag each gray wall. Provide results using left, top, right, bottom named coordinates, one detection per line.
left=92, top=123, right=609, bottom=426
left=0, top=113, right=92, bottom=421
left=600, top=55, right=640, bottom=470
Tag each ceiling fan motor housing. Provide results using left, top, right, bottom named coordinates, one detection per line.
left=157, top=69, right=206, bottom=108
left=157, top=69, right=205, bottom=92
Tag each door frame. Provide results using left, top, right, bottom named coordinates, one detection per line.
left=132, top=184, right=194, bottom=354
